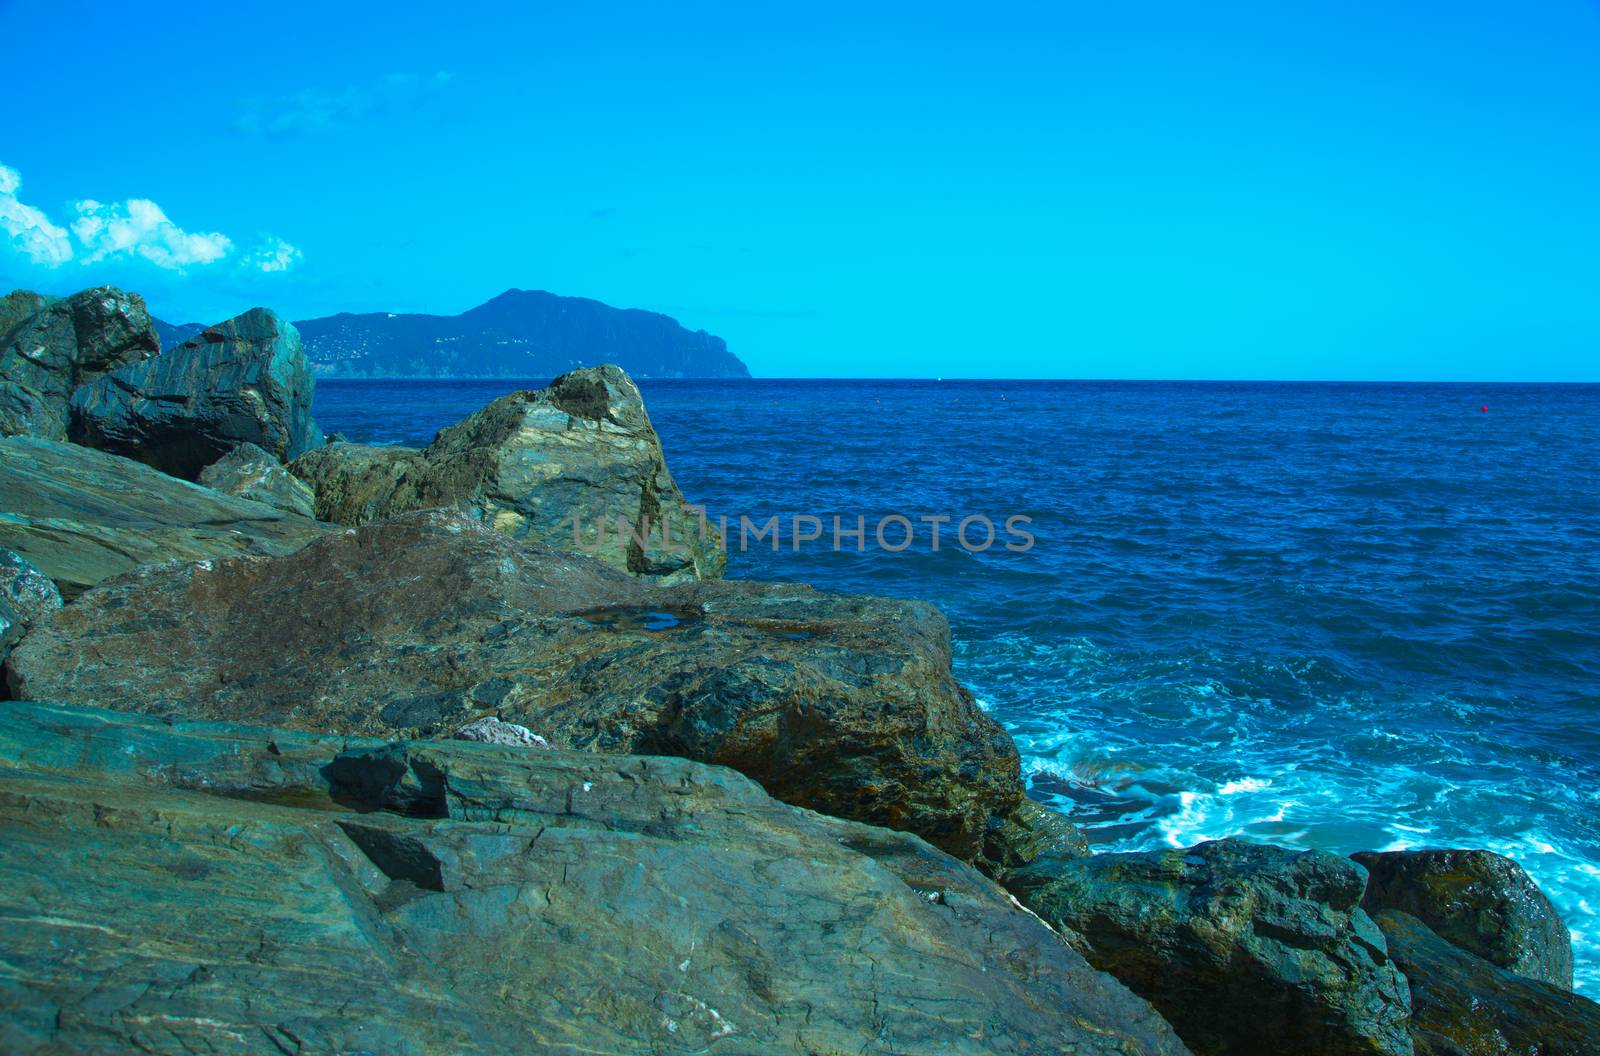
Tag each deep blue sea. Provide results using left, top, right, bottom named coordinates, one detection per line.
left=317, top=378, right=1600, bottom=988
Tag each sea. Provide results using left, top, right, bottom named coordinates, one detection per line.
left=317, top=377, right=1600, bottom=988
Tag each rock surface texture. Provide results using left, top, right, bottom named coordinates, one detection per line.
left=0, top=700, right=1187, bottom=1056
left=0, top=549, right=61, bottom=665
left=1353, top=848, right=1575, bottom=990
left=0, top=286, right=159, bottom=439
left=70, top=307, right=322, bottom=479
left=1008, top=838, right=1414, bottom=1056
left=290, top=364, right=724, bottom=581
left=6, top=510, right=1073, bottom=872
left=1372, top=909, right=1600, bottom=1056
left=0, top=436, right=327, bottom=599
left=197, top=441, right=317, bottom=517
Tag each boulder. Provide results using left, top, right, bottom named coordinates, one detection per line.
left=6, top=510, right=1074, bottom=873
left=290, top=364, right=724, bottom=581
left=0, top=286, right=159, bottom=439
left=0, top=549, right=61, bottom=666
left=0, top=699, right=1188, bottom=1056
left=1007, top=838, right=1414, bottom=1056
left=197, top=441, right=317, bottom=517
left=69, top=307, right=323, bottom=479
left=452, top=715, right=550, bottom=748
left=1352, top=848, right=1574, bottom=990
left=1371, top=909, right=1600, bottom=1056
left=0, top=436, right=327, bottom=600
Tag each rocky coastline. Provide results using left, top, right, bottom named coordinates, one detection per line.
left=1, top=285, right=1595, bottom=1054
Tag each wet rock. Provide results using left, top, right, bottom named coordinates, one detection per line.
left=7, top=510, right=1075, bottom=872
left=1353, top=848, right=1574, bottom=990
left=0, top=699, right=1187, bottom=1056
left=1371, top=909, right=1600, bottom=1056
left=290, top=365, right=724, bottom=581
left=453, top=716, right=550, bottom=747
left=0, top=436, right=327, bottom=600
left=197, top=441, right=317, bottom=517
left=69, top=307, right=323, bottom=479
left=1008, top=838, right=1414, bottom=1056
left=0, top=549, right=61, bottom=665
left=0, top=286, right=159, bottom=440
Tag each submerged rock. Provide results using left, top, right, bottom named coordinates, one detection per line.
left=0, top=699, right=1187, bottom=1056
left=7, top=510, right=1073, bottom=872
left=69, top=307, right=322, bottom=479
left=1008, top=838, right=1413, bottom=1056
left=0, top=436, right=327, bottom=600
left=290, top=364, right=724, bottom=581
left=0, top=286, right=159, bottom=440
left=197, top=441, right=317, bottom=517
left=0, top=550, right=60, bottom=665
left=1372, top=909, right=1600, bottom=1056
left=1352, top=848, right=1574, bottom=990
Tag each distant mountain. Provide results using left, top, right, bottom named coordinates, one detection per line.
left=154, top=290, right=749, bottom=379
left=152, top=319, right=208, bottom=348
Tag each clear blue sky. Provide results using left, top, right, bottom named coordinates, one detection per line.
left=3, top=0, right=1598, bottom=379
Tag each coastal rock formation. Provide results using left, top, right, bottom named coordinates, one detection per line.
left=198, top=441, right=317, bottom=517
left=0, top=550, right=60, bottom=665
left=0, top=699, right=1186, bottom=1056
left=69, top=307, right=323, bottom=479
left=6, top=510, right=1072, bottom=873
left=0, top=437, right=327, bottom=599
left=1008, top=839, right=1413, bottom=1056
left=1371, top=909, right=1600, bottom=1056
left=0, top=286, right=159, bottom=439
left=291, top=365, right=725, bottom=581
left=1353, top=848, right=1574, bottom=990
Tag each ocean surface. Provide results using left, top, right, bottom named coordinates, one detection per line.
left=317, top=377, right=1600, bottom=988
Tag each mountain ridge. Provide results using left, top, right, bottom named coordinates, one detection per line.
left=154, top=288, right=750, bottom=379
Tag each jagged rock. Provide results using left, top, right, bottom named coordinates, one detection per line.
left=1353, top=848, right=1574, bottom=990
left=0, top=286, right=159, bottom=440
left=1371, top=909, right=1600, bottom=1056
left=1008, top=838, right=1414, bottom=1056
left=197, top=442, right=317, bottom=517
left=0, top=550, right=60, bottom=665
left=7, top=510, right=1076, bottom=873
left=0, top=436, right=327, bottom=600
left=290, top=365, right=724, bottom=582
left=0, top=699, right=1188, bottom=1056
left=69, top=307, right=323, bottom=480
left=453, top=715, right=549, bottom=748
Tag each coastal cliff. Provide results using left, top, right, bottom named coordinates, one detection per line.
left=3, top=284, right=1597, bottom=1055
left=157, top=288, right=751, bottom=379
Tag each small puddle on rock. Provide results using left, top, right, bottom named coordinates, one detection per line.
left=579, top=606, right=699, bottom=633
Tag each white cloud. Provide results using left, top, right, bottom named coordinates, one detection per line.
left=250, top=235, right=303, bottom=273
left=0, top=160, right=300, bottom=276
left=72, top=198, right=233, bottom=270
left=0, top=163, right=74, bottom=267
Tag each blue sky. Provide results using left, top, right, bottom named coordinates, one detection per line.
left=3, top=0, right=1598, bottom=379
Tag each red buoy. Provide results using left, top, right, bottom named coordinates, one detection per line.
left=1481, top=405, right=1488, bottom=413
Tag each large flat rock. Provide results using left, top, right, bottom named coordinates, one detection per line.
left=0, top=699, right=1187, bottom=1056
left=0, top=436, right=327, bottom=599
left=5, top=509, right=1072, bottom=872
